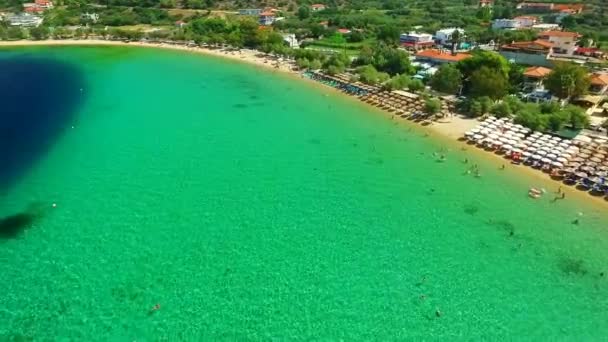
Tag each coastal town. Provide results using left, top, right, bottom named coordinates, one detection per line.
left=1, top=0, right=608, bottom=199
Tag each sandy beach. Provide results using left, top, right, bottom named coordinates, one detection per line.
left=2, top=38, right=607, bottom=209
left=0, top=39, right=298, bottom=74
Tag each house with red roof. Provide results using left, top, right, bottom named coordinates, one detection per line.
left=523, top=66, right=552, bottom=88
left=589, top=74, right=608, bottom=95
left=499, top=40, right=553, bottom=66
left=259, top=11, right=276, bottom=26
left=415, top=49, right=471, bottom=64
left=311, top=4, right=326, bottom=11
left=337, top=28, right=351, bottom=34
left=537, top=30, right=580, bottom=55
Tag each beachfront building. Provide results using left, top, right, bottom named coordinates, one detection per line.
left=310, top=4, right=326, bottom=11
left=259, top=11, right=276, bottom=26
left=238, top=8, right=262, bottom=15
left=282, top=33, right=299, bottom=48
left=492, top=19, right=521, bottom=30
left=531, top=23, right=559, bottom=31
left=400, top=32, right=434, bottom=50
left=81, top=12, right=99, bottom=23
left=523, top=66, right=551, bottom=89
left=435, top=28, right=465, bottom=46
left=514, top=16, right=539, bottom=27
left=415, top=49, right=471, bottom=64
left=537, top=30, right=580, bottom=55
left=589, top=74, right=608, bottom=95
left=499, top=40, right=553, bottom=66
left=7, top=13, right=42, bottom=27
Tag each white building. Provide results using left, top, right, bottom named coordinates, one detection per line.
left=513, top=16, right=538, bottom=27
left=492, top=19, right=521, bottom=30
left=538, top=30, right=580, bottom=55
left=7, top=13, right=43, bottom=27
left=532, top=23, right=560, bottom=31
left=282, top=33, right=299, bottom=48
left=435, top=28, right=465, bottom=45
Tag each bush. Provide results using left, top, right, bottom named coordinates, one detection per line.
left=490, top=102, right=512, bottom=118
left=408, top=79, right=424, bottom=91
left=425, top=98, right=442, bottom=115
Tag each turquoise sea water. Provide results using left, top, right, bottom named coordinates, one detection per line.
left=1, top=46, right=607, bottom=340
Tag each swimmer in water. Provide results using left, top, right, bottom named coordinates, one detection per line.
left=500, top=164, right=505, bottom=170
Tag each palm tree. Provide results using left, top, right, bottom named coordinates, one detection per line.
left=451, top=29, right=461, bottom=54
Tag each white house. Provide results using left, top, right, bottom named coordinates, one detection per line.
left=399, top=32, right=434, bottom=49
left=537, top=30, right=580, bottom=55
left=7, top=13, right=42, bottom=27
left=513, top=16, right=538, bottom=27
left=435, top=28, right=465, bottom=45
left=282, top=33, right=299, bottom=48
left=492, top=19, right=521, bottom=30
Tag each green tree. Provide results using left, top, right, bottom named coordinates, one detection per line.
left=562, top=105, right=589, bottom=129
left=357, top=65, right=389, bottom=85
left=296, top=57, right=310, bottom=70
left=430, top=64, right=462, bottom=94
left=547, top=110, right=569, bottom=132
left=490, top=101, right=512, bottom=118
left=469, top=67, right=509, bottom=100
left=425, top=98, right=442, bottom=115
left=297, top=6, right=311, bottom=20
left=383, top=73, right=411, bottom=91
left=544, top=63, right=590, bottom=100
left=408, top=79, right=424, bottom=91
left=7, top=27, right=24, bottom=40
left=29, top=26, right=50, bottom=40
left=309, top=59, right=322, bottom=70
left=376, top=25, right=399, bottom=45
left=457, top=51, right=510, bottom=79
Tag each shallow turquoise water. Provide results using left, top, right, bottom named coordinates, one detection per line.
left=1, top=46, right=607, bottom=340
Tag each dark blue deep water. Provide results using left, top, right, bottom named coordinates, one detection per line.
left=0, top=54, right=85, bottom=191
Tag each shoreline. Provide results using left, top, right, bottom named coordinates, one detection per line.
left=2, top=39, right=607, bottom=211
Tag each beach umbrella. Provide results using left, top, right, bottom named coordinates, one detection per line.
left=513, top=124, right=524, bottom=129
left=473, top=134, right=484, bottom=140
left=551, top=137, right=562, bottom=142
left=470, top=128, right=481, bottom=133
left=516, top=143, right=528, bottom=149
left=487, top=116, right=497, bottom=120
left=594, top=139, right=607, bottom=144
left=498, top=137, right=509, bottom=143
left=514, top=133, right=525, bottom=139
left=522, top=151, right=532, bottom=157
left=560, top=153, right=572, bottom=159
left=578, top=153, right=590, bottom=159
left=512, top=148, right=523, bottom=153
left=575, top=171, right=589, bottom=178
left=532, top=154, right=542, bottom=160
left=559, top=142, right=570, bottom=148
left=557, top=157, right=568, bottom=163
left=595, top=171, right=608, bottom=177
left=488, top=133, right=500, bottom=139
left=480, top=129, right=491, bottom=134
left=537, top=150, right=547, bottom=156
left=551, top=161, right=564, bottom=168
left=507, top=139, right=519, bottom=145
left=580, top=165, right=595, bottom=172
left=465, top=131, right=475, bottom=136
left=547, top=153, right=557, bottom=160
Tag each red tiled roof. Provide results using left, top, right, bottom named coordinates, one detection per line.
left=502, top=40, right=553, bottom=50
left=259, top=11, right=275, bottom=16
left=311, top=4, right=326, bottom=8
left=416, top=49, right=471, bottom=62
left=590, top=74, right=608, bottom=86
left=524, top=66, right=552, bottom=78
left=34, top=0, right=51, bottom=5
left=338, top=28, right=351, bottom=34
left=554, top=4, right=583, bottom=12
left=538, top=30, right=580, bottom=38
left=24, top=6, right=44, bottom=12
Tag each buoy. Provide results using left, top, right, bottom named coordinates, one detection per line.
left=52, top=203, right=57, bottom=208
